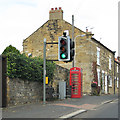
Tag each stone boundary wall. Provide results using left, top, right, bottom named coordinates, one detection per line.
left=52, top=64, right=70, bottom=92
left=6, top=65, right=70, bottom=107
left=7, top=77, right=43, bottom=106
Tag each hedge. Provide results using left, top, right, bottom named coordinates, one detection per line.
left=2, top=45, right=55, bottom=82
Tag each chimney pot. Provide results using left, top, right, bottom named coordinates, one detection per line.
left=55, top=7, right=57, bottom=10
left=59, top=7, right=61, bottom=10
left=51, top=8, right=54, bottom=10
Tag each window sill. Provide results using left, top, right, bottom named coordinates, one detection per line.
left=109, top=85, right=112, bottom=88
left=97, top=64, right=100, bottom=66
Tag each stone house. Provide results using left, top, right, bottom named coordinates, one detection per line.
left=115, top=58, right=120, bottom=93
left=23, top=7, right=119, bottom=94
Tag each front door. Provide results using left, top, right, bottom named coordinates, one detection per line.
left=102, top=72, right=104, bottom=93
left=105, top=74, right=108, bottom=94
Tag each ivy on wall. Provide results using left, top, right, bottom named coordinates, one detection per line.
left=2, top=45, right=55, bottom=82
left=91, top=61, right=100, bottom=95
left=92, top=61, right=98, bottom=82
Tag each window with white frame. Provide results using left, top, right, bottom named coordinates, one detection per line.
left=97, top=69, right=100, bottom=86
left=117, top=77, right=119, bottom=88
left=109, top=56, right=111, bottom=70
left=109, top=75, right=112, bottom=87
left=97, top=47, right=100, bottom=65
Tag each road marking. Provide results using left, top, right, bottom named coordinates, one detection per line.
left=90, top=108, right=97, bottom=110
left=53, top=103, right=78, bottom=108
left=101, top=100, right=113, bottom=104
left=59, top=109, right=87, bottom=119
left=53, top=103, right=97, bottom=110
left=101, top=99, right=118, bottom=105
left=110, top=99, right=118, bottom=103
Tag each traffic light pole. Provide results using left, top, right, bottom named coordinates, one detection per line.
left=72, top=15, right=74, bottom=68
left=43, top=40, right=59, bottom=104
left=43, top=38, right=46, bottom=104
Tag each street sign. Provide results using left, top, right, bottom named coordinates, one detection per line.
left=46, top=77, right=48, bottom=84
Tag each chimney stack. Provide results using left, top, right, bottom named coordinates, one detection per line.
left=49, top=7, right=63, bottom=20
left=86, top=28, right=88, bottom=32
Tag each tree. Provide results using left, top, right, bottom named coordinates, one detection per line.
left=2, top=45, right=55, bottom=83
left=2, top=45, right=20, bottom=55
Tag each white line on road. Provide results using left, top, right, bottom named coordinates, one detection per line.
left=101, top=99, right=118, bottom=105
left=59, top=109, right=87, bottom=119
left=101, top=100, right=113, bottom=104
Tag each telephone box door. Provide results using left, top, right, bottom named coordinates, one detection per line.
left=70, top=67, right=82, bottom=98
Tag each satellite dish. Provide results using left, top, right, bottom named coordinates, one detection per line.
left=64, top=30, right=69, bottom=36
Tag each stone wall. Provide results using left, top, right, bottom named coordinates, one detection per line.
left=52, top=64, right=70, bottom=92
left=6, top=64, right=70, bottom=107
left=7, top=77, right=43, bottom=106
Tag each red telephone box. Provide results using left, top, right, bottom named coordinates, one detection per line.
left=70, top=67, right=82, bottom=98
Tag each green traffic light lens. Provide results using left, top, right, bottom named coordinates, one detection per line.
left=61, top=53, right=66, bottom=59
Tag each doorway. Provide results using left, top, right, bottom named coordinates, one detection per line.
left=105, top=73, right=108, bottom=94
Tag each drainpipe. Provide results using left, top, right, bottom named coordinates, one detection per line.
left=113, top=51, right=116, bottom=94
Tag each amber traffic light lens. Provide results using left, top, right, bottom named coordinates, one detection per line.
left=60, top=47, right=66, bottom=52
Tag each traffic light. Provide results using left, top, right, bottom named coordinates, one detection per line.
left=70, top=39, right=75, bottom=61
left=58, top=35, right=70, bottom=61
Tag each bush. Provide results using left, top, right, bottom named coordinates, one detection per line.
left=2, top=45, right=20, bottom=55
left=2, top=45, right=55, bottom=82
left=91, top=83, right=97, bottom=87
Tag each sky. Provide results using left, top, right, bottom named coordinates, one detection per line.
left=0, top=0, right=119, bottom=57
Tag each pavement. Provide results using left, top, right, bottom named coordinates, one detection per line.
left=1, top=94, right=118, bottom=119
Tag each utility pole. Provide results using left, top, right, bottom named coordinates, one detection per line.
left=43, top=38, right=46, bottom=104
left=72, top=15, right=74, bottom=68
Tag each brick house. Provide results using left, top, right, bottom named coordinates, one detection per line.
left=23, top=7, right=119, bottom=94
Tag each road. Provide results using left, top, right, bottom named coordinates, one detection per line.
left=2, top=94, right=118, bottom=119
left=73, top=99, right=118, bottom=119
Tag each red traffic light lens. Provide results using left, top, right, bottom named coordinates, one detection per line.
left=60, top=39, right=66, bottom=45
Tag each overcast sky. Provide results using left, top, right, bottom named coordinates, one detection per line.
left=0, top=0, right=119, bottom=57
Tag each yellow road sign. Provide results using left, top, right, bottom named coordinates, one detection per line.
left=46, top=77, right=48, bottom=84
